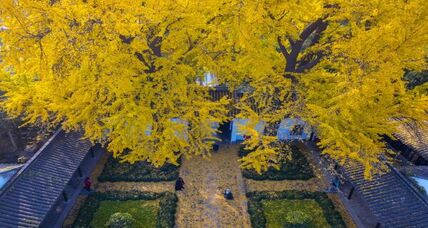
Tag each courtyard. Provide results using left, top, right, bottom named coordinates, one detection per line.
left=1, top=1, right=427, bottom=227
left=65, top=143, right=352, bottom=228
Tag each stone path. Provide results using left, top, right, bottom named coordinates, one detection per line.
left=245, top=178, right=323, bottom=192
left=175, top=144, right=251, bottom=228
left=96, top=181, right=175, bottom=193
left=62, top=196, right=87, bottom=228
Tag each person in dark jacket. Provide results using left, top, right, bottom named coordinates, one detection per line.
left=175, top=177, right=185, bottom=191
left=84, top=177, right=92, bottom=191
left=224, top=188, right=234, bottom=200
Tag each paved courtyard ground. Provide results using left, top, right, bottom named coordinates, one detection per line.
left=176, top=144, right=251, bottom=228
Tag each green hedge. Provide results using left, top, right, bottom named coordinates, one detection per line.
left=246, top=191, right=346, bottom=228
left=73, top=191, right=178, bottom=228
left=247, top=200, right=266, bottom=228
left=239, top=145, right=314, bottom=180
left=98, top=156, right=180, bottom=182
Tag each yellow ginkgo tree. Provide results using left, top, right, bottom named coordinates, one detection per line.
left=0, top=0, right=230, bottom=166
left=210, top=0, right=428, bottom=176
left=0, top=0, right=427, bottom=176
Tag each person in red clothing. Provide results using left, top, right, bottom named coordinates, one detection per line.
left=84, top=177, right=92, bottom=191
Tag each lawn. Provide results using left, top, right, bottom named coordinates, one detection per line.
left=262, top=199, right=329, bottom=228
left=73, top=191, right=177, bottom=228
left=247, top=191, right=346, bottom=228
left=90, top=200, right=159, bottom=228
left=239, top=144, right=314, bottom=180
left=98, top=155, right=180, bottom=182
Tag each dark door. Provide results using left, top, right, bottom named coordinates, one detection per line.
left=218, top=121, right=231, bottom=142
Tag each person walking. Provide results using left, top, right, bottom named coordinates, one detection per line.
left=175, top=177, right=185, bottom=191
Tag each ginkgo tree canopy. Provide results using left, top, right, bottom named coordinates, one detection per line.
left=214, top=0, right=428, bottom=176
left=0, top=0, right=427, bottom=176
left=0, top=0, right=231, bottom=166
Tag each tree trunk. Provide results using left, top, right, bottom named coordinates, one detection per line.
left=6, top=130, right=18, bottom=150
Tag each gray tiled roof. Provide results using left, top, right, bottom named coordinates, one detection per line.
left=401, top=166, right=428, bottom=179
left=346, top=163, right=428, bottom=227
left=0, top=129, right=91, bottom=228
left=395, top=121, right=428, bottom=160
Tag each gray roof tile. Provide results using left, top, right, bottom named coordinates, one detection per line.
left=395, top=121, right=428, bottom=160
left=345, top=163, right=428, bottom=227
left=0, top=130, right=91, bottom=227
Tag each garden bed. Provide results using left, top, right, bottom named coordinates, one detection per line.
left=247, top=191, right=346, bottom=228
left=98, top=155, right=180, bottom=182
left=73, top=191, right=177, bottom=228
left=239, top=144, right=314, bottom=180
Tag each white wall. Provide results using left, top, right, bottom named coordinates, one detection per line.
left=231, top=119, right=265, bottom=142
left=277, top=118, right=311, bottom=140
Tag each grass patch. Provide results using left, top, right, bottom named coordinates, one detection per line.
left=98, top=155, right=180, bottom=182
left=262, top=199, right=329, bottom=228
left=247, top=191, right=346, bottom=228
left=73, top=191, right=177, bottom=228
left=239, top=144, right=314, bottom=180
left=90, top=200, right=159, bottom=228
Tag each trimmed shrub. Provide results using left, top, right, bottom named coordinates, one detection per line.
left=239, top=145, right=314, bottom=180
left=246, top=191, right=346, bottom=228
left=98, top=156, right=180, bottom=182
left=247, top=200, right=266, bottom=228
left=105, top=212, right=135, bottom=228
left=157, top=192, right=178, bottom=228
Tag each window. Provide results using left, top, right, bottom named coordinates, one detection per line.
left=196, top=72, right=218, bottom=87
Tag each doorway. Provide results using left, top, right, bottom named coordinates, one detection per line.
left=217, top=121, right=231, bottom=142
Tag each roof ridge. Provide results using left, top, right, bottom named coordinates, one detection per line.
left=0, top=127, right=62, bottom=197
left=387, top=163, right=428, bottom=207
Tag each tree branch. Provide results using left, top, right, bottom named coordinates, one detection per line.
left=299, top=18, right=325, bottom=41
left=277, top=36, right=290, bottom=58
left=119, top=35, right=134, bottom=44
left=296, top=53, right=323, bottom=72
left=148, top=36, right=162, bottom=57
left=135, top=52, right=156, bottom=73
left=284, top=18, right=328, bottom=73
